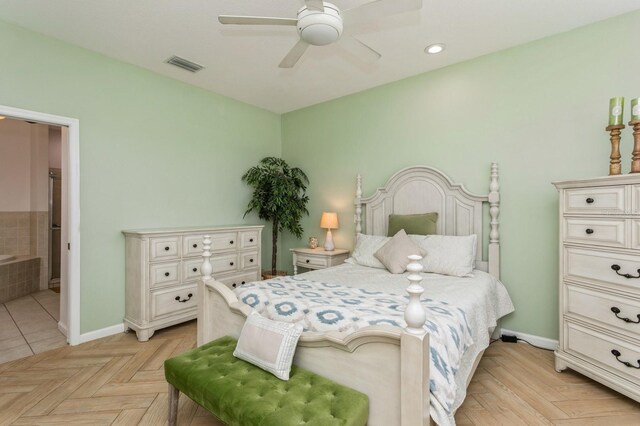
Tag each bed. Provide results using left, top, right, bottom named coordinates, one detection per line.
left=197, top=164, right=514, bottom=426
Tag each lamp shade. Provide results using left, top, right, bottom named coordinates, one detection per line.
left=320, top=212, right=338, bottom=229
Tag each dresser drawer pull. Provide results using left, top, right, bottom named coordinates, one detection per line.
left=250, top=258, right=254, bottom=263
left=164, top=272, right=170, bottom=277
left=611, top=306, right=640, bottom=324
left=611, top=349, right=640, bottom=369
left=192, top=267, right=198, bottom=272
left=585, top=228, right=594, bottom=234
left=242, top=281, right=246, bottom=284
left=164, top=246, right=170, bottom=251
left=174, top=293, right=193, bottom=303
left=586, top=197, right=594, bottom=204
left=232, top=283, right=237, bottom=288
left=611, top=264, right=640, bottom=279
left=230, top=240, right=234, bottom=245
left=250, top=238, right=254, bottom=242
left=230, top=262, right=234, bottom=266
left=193, top=243, right=198, bottom=248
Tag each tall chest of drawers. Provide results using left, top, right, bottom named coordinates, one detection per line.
left=123, top=225, right=263, bottom=341
left=554, top=176, right=640, bottom=402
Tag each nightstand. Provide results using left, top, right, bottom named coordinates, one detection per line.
left=290, top=248, right=350, bottom=275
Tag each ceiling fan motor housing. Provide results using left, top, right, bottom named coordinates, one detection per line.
left=297, top=3, right=343, bottom=46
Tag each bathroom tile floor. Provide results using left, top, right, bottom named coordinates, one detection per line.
left=0, top=289, right=66, bottom=364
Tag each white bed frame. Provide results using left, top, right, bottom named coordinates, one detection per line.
left=197, top=163, right=500, bottom=426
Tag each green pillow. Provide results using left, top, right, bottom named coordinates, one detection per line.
left=387, top=212, right=438, bottom=237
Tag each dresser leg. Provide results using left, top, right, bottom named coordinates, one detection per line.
left=136, top=328, right=154, bottom=342
left=554, top=355, right=568, bottom=373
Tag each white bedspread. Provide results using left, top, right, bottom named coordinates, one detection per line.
left=297, top=263, right=515, bottom=425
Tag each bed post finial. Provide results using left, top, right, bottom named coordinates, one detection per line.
left=201, top=235, right=213, bottom=281
left=354, top=173, right=363, bottom=235
left=401, top=254, right=429, bottom=426
left=488, top=163, right=500, bottom=279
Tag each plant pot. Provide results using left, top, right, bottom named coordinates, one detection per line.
left=261, top=270, right=288, bottom=280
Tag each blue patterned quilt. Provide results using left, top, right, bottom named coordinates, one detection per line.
left=234, top=275, right=474, bottom=420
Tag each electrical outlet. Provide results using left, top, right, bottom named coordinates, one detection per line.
left=501, top=334, right=518, bottom=343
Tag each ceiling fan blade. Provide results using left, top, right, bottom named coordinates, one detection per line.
left=303, top=0, right=325, bottom=12
left=218, top=15, right=297, bottom=26
left=342, top=0, right=422, bottom=22
left=279, top=40, right=310, bottom=68
left=341, top=36, right=381, bottom=63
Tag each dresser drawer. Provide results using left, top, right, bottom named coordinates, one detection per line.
left=565, top=247, right=640, bottom=291
left=564, top=186, right=626, bottom=214
left=564, top=218, right=626, bottom=248
left=296, top=253, right=329, bottom=269
left=183, top=234, right=206, bottom=258
left=149, top=261, right=180, bottom=288
left=150, top=283, right=197, bottom=320
left=565, top=321, right=640, bottom=383
left=149, top=236, right=181, bottom=261
left=240, top=231, right=259, bottom=249
left=182, top=258, right=203, bottom=281
left=212, top=253, right=239, bottom=274
left=217, top=270, right=261, bottom=290
left=566, top=283, right=640, bottom=338
left=241, top=252, right=259, bottom=269
left=210, top=232, right=238, bottom=252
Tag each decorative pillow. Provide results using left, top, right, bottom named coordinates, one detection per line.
left=345, top=233, right=391, bottom=269
left=387, top=212, right=438, bottom=237
left=233, top=311, right=303, bottom=380
left=374, top=230, right=427, bottom=274
left=415, top=234, right=477, bottom=277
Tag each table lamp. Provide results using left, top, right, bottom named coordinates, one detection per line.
left=320, top=212, right=338, bottom=251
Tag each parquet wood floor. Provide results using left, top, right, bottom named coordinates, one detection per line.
left=0, top=320, right=638, bottom=425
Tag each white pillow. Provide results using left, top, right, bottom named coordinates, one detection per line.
left=374, top=230, right=427, bottom=274
left=233, top=311, right=303, bottom=380
left=345, top=233, right=390, bottom=269
left=415, top=234, right=477, bottom=277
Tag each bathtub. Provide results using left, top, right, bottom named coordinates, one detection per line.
left=0, top=255, right=40, bottom=304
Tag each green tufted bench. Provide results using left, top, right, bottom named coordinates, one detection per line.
left=164, top=336, right=369, bottom=426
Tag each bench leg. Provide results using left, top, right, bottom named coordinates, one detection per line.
left=168, top=383, right=179, bottom=426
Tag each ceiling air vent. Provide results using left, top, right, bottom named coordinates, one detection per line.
left=165, top=56, right=205, bottom=73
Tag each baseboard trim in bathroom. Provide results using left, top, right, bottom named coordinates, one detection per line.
left=78, top=323, right=125, bottom=344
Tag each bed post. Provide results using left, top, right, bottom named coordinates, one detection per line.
left=354, top=173, right=363, bottom=236
left=197, top=235, right=213, bottom=345
left=401, top=255, right=429, bottom=426
left=488, top=163, right=500, bottom=279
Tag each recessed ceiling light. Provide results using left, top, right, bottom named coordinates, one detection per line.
left=425, top=43, right=445, bottom=54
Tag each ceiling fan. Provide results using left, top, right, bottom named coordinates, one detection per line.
left=218, top=0, right=423, bottom=68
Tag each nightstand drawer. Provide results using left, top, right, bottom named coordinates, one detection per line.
left=150, top=283, right=197, bottom=320
left=564, top=186, right=626, bottom=214
left=296, top=253, right=330, bottom=268
left=564, top=218, right=626, bottom=248
left=566, top=283, right=640, bottom=338
left=149, top=261, right=180, bottom=288
left=218, top=270, right=261, bottom=290
left=150, top=237, right=181, bottom=261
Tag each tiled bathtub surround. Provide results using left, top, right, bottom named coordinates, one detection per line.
left=0, top=211, right=48, bottom=291
left=0, top=256, right=40, bottom=304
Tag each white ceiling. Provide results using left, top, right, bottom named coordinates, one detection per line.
left=1, top=0, right=639, bottom=113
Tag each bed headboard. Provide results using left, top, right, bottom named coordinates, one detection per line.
left=354, top=163, right=500, bottom=278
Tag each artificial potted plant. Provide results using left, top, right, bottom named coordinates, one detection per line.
left=242, top=157, right=309, bottom=278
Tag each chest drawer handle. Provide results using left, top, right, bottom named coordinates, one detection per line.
left=611, top=349, right=640, bottom=369
left=193, top=243, right=198, bottom=248
left=611, top=307, right=640, bottom=324
left=164, top=272, right=170, bottom=277
left=306, top=259, right=310, bottom=263
left=585, top=228, right=594, bottom=234
left=232, top=283, right=237, bottom=288
left=250, top=258, right=254, bottom=263
left=611, top=264, right=640, bottom=279
left=230, top=240, right=234, bottom=245
left=249, top=238, right=254, bottom=242
left=230, top=262, right=234, bottom=266
left=192, top=267, right=198, bottom=272
left=242, top=281, right=246, bottom=284
left=175, top=293, right=193, bottom=303
left=164, top=246, right=170, bottom=251
left=586, top=197, right=594, bottom=204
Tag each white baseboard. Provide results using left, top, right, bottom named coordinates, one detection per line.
left=76, top=323, right=125, bottom=345
left=500, top=328, right=559, bottom=351
left=58, top=321, right=68, bottom=338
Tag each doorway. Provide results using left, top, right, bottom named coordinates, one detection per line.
left=0, top=104, right=81, bottom=347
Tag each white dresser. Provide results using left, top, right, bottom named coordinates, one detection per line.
left=123, top=225, right=263, bottom=341
left=554, top=175, right=640, bottom=402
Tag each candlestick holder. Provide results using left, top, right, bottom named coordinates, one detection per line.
left=630, top=120, right=640, bottom=173
left=607, top=124, right=625, bottom=175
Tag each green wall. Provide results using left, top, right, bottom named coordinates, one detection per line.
left=281, top=11, right=640, bottom=339
left=0, top=20, right=281, bottom=333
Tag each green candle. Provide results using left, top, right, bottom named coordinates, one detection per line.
left=609, top=97, right=625, bottom=126
left=632, top=98, right=640, bottom=122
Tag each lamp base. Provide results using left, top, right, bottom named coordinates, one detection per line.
left=324, top=229, right=335, bottom=251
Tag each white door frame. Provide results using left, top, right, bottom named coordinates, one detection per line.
left=0, top=104, right=82, bottom=345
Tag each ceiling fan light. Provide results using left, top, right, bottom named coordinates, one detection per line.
left=425, top=43, right=445, bottom=54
